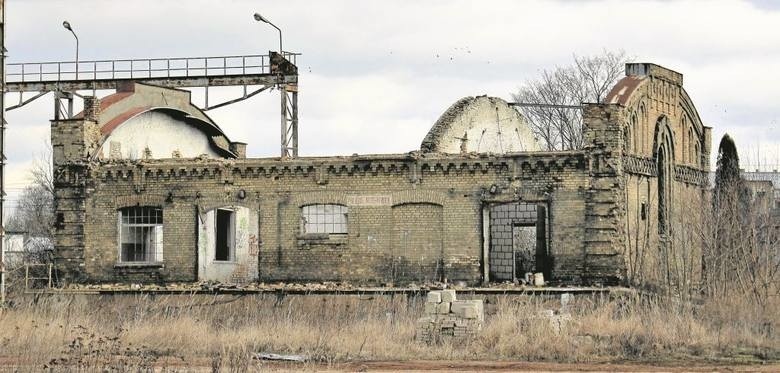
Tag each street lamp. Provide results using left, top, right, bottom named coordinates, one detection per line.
left=62, top=20, right=79, bottom=79
left=253, top=12, right=282, bottom=55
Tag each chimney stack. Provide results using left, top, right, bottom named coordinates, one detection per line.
left=83, top=96, right=101, bottom=121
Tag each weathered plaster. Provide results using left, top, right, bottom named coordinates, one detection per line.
left=421, top=95, right=541, bottom=154
left=98, top=110, right=222, bottom=159
left=197, top=206, right=259, bottom=283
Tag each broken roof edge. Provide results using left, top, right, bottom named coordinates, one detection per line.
left=93, top=148, right=588, bottom=167
left=421, top=96, right=476, bottom=152
left=421, top=95, right=537, bottom=153
left=91, top=106, right=237, bottom=160
left=625, top=63, right=683, bottom=85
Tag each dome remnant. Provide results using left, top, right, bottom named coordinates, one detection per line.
left=421, top=95, right=541, bottom=154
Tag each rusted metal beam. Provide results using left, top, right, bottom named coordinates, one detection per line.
left=7, top=91, right=46, bottom=111
left=204, top=85, right=271, bottom=111
left=6, top=74, right=298, bottom=93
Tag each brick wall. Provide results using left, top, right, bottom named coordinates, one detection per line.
left=52, top=141, right=611, bottom=285
left=609, top=63, right=711, bottom=289
left=50, top=64, right=712, bottom=288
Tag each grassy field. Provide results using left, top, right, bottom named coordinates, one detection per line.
left=0, top=290, right=777, bottom=371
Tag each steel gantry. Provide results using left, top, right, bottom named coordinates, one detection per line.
left=5, top=51, right=300, bottom=155
left=0, top=8, right=301, bottom=302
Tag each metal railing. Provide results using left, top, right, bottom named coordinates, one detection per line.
left=25, top=263, right=53, bottom=290
left=6, top=52, right=299, bottom=83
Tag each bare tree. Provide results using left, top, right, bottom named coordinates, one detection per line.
left=6, top=141, right=54, bottom=245
left=512, top=50, right=628, bottom=151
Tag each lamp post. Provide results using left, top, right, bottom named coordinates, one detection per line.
left=253, top=13, right=282, bottom=55
left=62, top=20, right=78, bottom=79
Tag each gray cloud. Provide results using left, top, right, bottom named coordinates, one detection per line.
left=4, top=0, right=780, bottom=212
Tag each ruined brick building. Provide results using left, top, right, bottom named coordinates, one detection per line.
left=52, top=63, right=712, bottom=287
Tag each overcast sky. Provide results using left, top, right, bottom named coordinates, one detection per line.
left=4, top=0, right=780, bottom=211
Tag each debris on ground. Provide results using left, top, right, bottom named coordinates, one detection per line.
left=253, top=353, right=307, bottom=363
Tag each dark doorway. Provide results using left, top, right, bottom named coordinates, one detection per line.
left=215, top=209, right=235, bottom=261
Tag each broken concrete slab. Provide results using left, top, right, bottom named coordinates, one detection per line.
left=450, top=300, right=484, bottom=319
left=440, top=289, right=456, bottom=302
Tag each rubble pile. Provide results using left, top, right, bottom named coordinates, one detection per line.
left=416, top=290, right=484, bottom=344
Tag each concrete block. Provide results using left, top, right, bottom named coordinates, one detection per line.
left=424, top=302, right=438, bottom=315
left=437, top=301, right=451, bottom=314
left=440, top=289, right=456, bottom=302
left=427, top=291, right=442, bottom=303
left=416, top=316, right=433, bottom=328
left=460, top=300, right=484, bottom=321
left=450, top=301, right=479, bottom=319
left=533, top=272, right=545, bottom=286
left=439, top=319, right=456, bottom=328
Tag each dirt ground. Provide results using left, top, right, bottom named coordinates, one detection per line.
left=334, top=360, right=780, bottom=372
left=3, top=357, right=777, bottom=372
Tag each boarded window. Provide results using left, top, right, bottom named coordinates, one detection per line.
left=301, top=204, right=348, bottom=234
left=215, top=209, right=235, bottom=261
left=119, top=206, right=163, bottom=263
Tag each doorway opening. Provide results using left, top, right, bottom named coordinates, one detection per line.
left=486, top=202, right=549, bottom=282
left=215, top=208, right=235, bottom=261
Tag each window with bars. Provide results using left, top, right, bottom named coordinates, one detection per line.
left=118, top=206, right=163, bottom=263
left=301, top=204, right=348, bottom=234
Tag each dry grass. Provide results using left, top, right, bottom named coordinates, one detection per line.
left=0, top=291, right=777, bottom=370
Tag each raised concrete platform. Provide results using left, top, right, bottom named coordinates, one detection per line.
left=28, top=282, right=633, bottom=296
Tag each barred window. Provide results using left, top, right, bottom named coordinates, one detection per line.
left=301, top=204, right=348, bottom=234
left=118, top=206, right=163, bottom=263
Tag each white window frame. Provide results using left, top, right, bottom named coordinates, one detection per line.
left=301, top=204, right=348, bottom=234
left=214, top=208, right=236, bottom=262
left=117, top=206, right=164, bottom=264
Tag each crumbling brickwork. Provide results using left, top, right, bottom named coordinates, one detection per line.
left=50, top=62, right=712, bottom=288
left=604, top=63, right=711, bottom=288
left=53, top=147, right=600, bottom=284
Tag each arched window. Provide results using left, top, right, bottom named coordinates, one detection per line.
left=654, top=117, right=674, bottom=235
left=687, top=127, right=694, bottom=164
left=301, top=204, right=348, bottom=234
left=630, top=113, right=638, bottom=152
left=639, top=104, right=647, bottom=153
left=623, top=124, right=631, bottom=153
left=118, top=206, right=163, bottom=263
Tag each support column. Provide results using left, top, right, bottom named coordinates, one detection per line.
left=581, top=103, right=627, bottom=285
left=291, top=88, right=298, bottom=158
left=0, top=0, right=5, bottom=305
left=54, top=91, right=74, bottom=120
left=280, top=83, right=299, bottom=158
left=280, top=87, right=287, bottom=158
